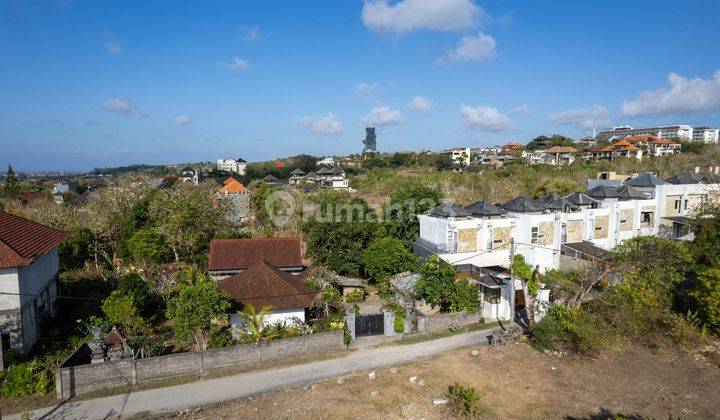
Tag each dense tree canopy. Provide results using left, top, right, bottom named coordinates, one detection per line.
left=383, top=183, right=443, bottom=249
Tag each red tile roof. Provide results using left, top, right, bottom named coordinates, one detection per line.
left=17, top=191, right=45, bottom=203
left=0, top=211, right=71, bottom=269
left=218, top=261, right=317, bottom=310
left=208, top=237, right=303, bottom=271
left=545, top=146, right=578, bottom=154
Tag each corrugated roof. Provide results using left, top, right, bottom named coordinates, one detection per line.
left=209, top=237, right=303, bottom=271
left=218, top=261, right=317, bottom=310
left=0, top=212, right=71, bottom=269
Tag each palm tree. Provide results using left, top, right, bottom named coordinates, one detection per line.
left=175, top=265, right=211, bottom=288
left=237, top=304, right=277, bottom=343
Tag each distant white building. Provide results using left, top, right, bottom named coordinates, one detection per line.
left=692, top=127, right=719, bottom=143
left=316, top=157, right=334, bottom=166
left=217, top=157, right=247, bottom=175
left=442, top=147, right=472, bottom=165
left=180, top=167, right=199, bottom=184
left=598, top=125, right=693, bottom=141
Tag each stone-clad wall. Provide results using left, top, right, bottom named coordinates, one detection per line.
left=55, top=331, right=344, bottom=399
left=417, top=311, right=481, bottom=334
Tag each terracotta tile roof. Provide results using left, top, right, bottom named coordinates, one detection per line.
left=218, top=178, right=247, bottom=194
left=222, top=177, right=237, bottom=186
left=0, top=211, right=71, bottom=269
left=208, top=237, right=303, bottom=271
left=218, top=261, right=317, bottom=310
left=651, top=138, right=678, bottom=145
left=544, top=146, right=578, bottom=154
left=624, top=134, right=657, bottom=143
left=16, top=191, right=45, bottom=203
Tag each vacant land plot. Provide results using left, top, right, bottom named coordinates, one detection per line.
left=171, top=342, right=720, bottom=419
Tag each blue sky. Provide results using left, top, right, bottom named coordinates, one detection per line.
left=2, top=0, right=720, bottom=171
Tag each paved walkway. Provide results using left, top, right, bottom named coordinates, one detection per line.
left=20, top=329, right=496, bottom=419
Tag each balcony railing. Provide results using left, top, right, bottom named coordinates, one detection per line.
left=414, top=237, right=459, bottom=254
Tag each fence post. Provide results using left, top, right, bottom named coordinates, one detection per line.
left=344, top=311, right=356, bottom=342
left=383, top=310, right=396, bottom=337
left=131, top=359, right=138, bottom=385
left=55, top=368, right=63, bottom=400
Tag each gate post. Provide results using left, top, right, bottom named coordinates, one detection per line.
left=383, top=310, right=396, bottom=337
left=344, top=311, right=356, bottom=342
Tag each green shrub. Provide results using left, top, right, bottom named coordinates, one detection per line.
left=394, top=313, right=405, bottom=333
left=344, top=289, right=365, bottom=303
left=0, top=360, right=53, bottom=397
left=207, top=326, right=234, bottom=349
left=531, top=304, right=602, bottom=356
left=690, top=268, right=720, bottom=333
left=447, top=383, right=484, bottom=418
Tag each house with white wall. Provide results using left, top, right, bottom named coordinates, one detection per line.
left=217, top=157, right=247, bottom=175
left=0, top=212, right=70, bottom=355
left=414, top=170, right=720, bottom=319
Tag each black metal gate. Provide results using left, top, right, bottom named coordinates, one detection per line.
left=355, top=313, right=384, bottom=337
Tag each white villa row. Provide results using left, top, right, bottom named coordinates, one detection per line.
left=413, top=170, right=720, bottom=320
left=415, top=170, right=719, bottom=273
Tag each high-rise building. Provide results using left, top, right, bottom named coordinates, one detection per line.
left=692, top=127, right=719, bottom=143
left=597, top=125, right=694, bottom=141
left=362, top=127, right=377, bottom=154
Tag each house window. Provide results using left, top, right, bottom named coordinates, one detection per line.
left=684, top=200, right=689, bottom=210
left=641, top=211, right=653, bottom=226
left=531, top=227, right=539, bottom=244
left=486, top=226, right=493, bottom=251
left=674, top=200, right=682, bottom=211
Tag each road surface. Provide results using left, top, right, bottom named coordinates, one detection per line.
left=18, top=329, right=496, bottom=419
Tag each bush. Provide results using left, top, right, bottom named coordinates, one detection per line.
left=447, top=383, right=484, bottom=418
left=0, top=359, right=53, bottom=397
left=343, top=289, right=365, bottom=303
left=531, top=304, right=602, bottom=356
left=207, top=326, right=234, bottom=349
left=690, top=268, right=720, bottom=334
left=394, top=313, right=405, bottom=333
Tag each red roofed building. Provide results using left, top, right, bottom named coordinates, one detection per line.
left=219, top=261, right=317, bottom=328
left=0, top=212, right=70, bottom=354
left=208, top=237, right=304, bottom=279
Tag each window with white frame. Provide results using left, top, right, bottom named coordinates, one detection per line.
left=531, top=227, right=539, bottom=244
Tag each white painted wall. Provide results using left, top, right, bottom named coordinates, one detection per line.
left=229, top=308, right=306, bottom=332
left=0, top=268, right=21, bottom=310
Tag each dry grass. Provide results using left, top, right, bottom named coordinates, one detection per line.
left=175, top=342, right=720, bottom=419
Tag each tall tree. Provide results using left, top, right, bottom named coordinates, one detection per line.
left=383, top=183, right=443, bottom=249
left=166, top=280, right=230, bottom=351
left=3, top=164, right=20, bottom=198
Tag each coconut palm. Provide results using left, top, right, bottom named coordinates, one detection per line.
left=237, top=304, right=277, bottom=343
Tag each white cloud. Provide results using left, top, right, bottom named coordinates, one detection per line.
left=459, top=104, right=511, bottom=131
left=409, top=95, right=433, bottom=112
left=240, top=26, right=261, bottom=42
left=355, top=82, right=379, bottom=96
left=219, top=57, right=250, bottom=70
left=103, top=98, right=132, bottom=115
left=362, top=105, right=406, bottom=127
left=104, top=41, right=122, bottom=54
left=172, top=115, right=192, bottom=126
left=550, top=105, right=608, bottom=129
left=439, top=32, right=496, bottom=63
left=620, top=70, right=720, bottom=117
left=297, top=112, right=343, bottom=134
left=510, top=105, right=535, bottom=115
left=362, top=0, right=483, bottom=34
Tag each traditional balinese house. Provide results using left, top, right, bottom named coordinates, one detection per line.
left=218, top=261, right=318, bottom=328
left=208, top=237, right=304, bottom=280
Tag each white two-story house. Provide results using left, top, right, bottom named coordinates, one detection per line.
left=0, top=212, right=70, bottom=355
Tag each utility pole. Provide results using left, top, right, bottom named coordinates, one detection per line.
left=508, top=237, right=515, bottom=327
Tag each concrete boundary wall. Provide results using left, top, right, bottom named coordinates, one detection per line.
left=55, top=331, right=343, bottom=399
left=416, top=311, right=481, bottom=334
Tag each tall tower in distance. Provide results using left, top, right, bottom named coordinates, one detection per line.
left=362, top=127, right=377, bottom=154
